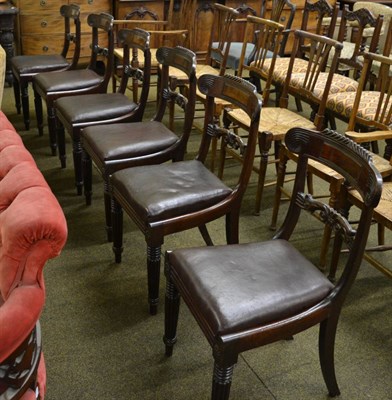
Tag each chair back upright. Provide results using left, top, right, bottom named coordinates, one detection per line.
left=260, top=0, right=296, bottom=56
left=335, top=5, right=384, bottom=74
left=154, top=46, right=197, bottom=161
left=169, top=0, right=197, bottom=49
left=87, top=12, right=115, bottom=92
left=282, top=30, right=344, bottom=130
left=300, top=0, right=338, bottom=39
left=207, top=4, right=240, bottom=74
left=116, top=28, right=151, bottom=110
left=347, top=51, right=392, bottom=136
left=238, top=16, right=285, bottom=104
left=60, top=3, right=82, bottom=70
left=357, top=1, right=392, bottom=56
left=197, top=74, right=262, bottom=197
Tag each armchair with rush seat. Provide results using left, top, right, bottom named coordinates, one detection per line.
left=223, top=25, right=344, bottom=220
left=163, top=127, right=382, bottom=400
left=260, top=0, right=340, bottom=107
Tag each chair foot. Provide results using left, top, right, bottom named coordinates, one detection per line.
left=85, top=192, right=92, bottom=206
left=149, top=300, right=158, bottom=315
left=165, top=345, right=173, bottom=357
left=163, top=336, right=177, bottom=357
left=106, top=226, right=113, bottom=242
left=60, top=155, right=66, bottom=169
left=212, top=363, right=234, bottom=400
left=113, top=245, right=122, bottom=264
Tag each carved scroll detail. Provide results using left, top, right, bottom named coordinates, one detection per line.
left=296, top=193, right=356, bottom=249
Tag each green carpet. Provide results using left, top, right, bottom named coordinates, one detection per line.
left=2, top=83, right=391, bottom=400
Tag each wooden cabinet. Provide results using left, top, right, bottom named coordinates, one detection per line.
left=13, top=0, right=112, bottom=62
left=113, top=0, right=326, bottom=60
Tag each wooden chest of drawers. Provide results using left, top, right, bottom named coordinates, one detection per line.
left=113, top=0, right=326, bottom=60
left=14, top=0, right=112, bottom=61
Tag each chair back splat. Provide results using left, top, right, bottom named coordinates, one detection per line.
left=61, top=4, right=82, bottom=69
left=164, top=127, right=382, bottom=400
left=261, top=0, right=296, bottom=56
left=328, top=51, right=392, bottom=280
left=86, top=12, right=115, bottom=87
left=118, top=28, right=152, bottom=115
left=208, top=4, right=240, bottom=74
left=334, top=5, right=384, bottom=76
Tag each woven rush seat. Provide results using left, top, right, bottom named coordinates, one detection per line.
left=350, top=184, right=392, bottom=229
left=114, top=47, right=158, bottom=69
left=166, top=63, right=224, bottom=82
left=226, top=107, right=316, bottom=142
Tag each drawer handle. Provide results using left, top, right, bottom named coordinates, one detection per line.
left=41, top=21, right=48, bottom=28
left=280, top=16, right=286, bottom=22
left=88, top=0, right=93, bottom=4
left=40, top=0, right=46, bottom=6
left=42, top=46, right=49, bottom=52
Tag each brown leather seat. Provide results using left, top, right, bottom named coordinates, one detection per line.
left=168, top=240, right=333, bottom=334
left=12, top=55, right=70, bottom=75
left=164, top=127, right=383, bottom=400
left=112, top=160, right=232, bottom=223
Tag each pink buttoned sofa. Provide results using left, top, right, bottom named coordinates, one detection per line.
left=0, top=109, right=68, bottom=399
